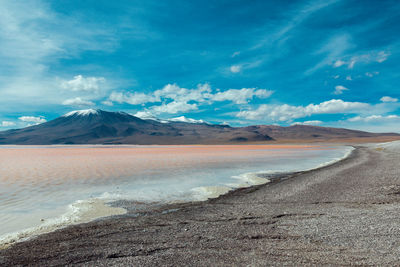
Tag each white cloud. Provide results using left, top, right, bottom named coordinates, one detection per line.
left=306, top=34, right=353, bottom=74
left=133, top=111, right=158, bottom=120
left=18, top=116, right=46, bottom=124
left=333, top=85, right=348, bottom=95
left=333, top=60, right=346, bottom=67
left=1, top=121, right=16, bottom=127
left=348, top=59, right=356, bottom=69
left=101, top=100, right=113, bottom=106
left=346, top=76, right=352, bottom=81
left=61, top=75, right=105, bottom=92
left=0, top=1, right=118, bottom=113
left=106, top=84, right=273, bottom=115
left=152, top=101, right=198, bottom=114
left=231, top=51, right=240, bottom=57
left=376, top=51, right=389, bottom=63
left=212, top=88, right=273, bottom=104
left=109, top=91, right=158, bottom=105
left=62, top=97, right=95, bottom=107
left=331, top=51, right=390, bottom=70
left=153, top=83, right=211, bottom=103
left=237, top=99, right=371, bottom=122
left=365, top=71, right=379, bottom=78
left=107, top=84, right=210, bottom=115
left=380, top=96, right=398, bottom=103
left=348, top=115, right=400, bottom=123
left=230, top=65, right=241, bottom=73
left=291, top=120, right=322, bottom=126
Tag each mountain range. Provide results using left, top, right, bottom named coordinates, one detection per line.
left=0, top=109, right=398, bottom=145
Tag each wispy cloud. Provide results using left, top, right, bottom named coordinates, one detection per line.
left=18, top=116, right=47, bottom=124
left=305, top=34, right=353, bottom=74
left=348, top=114, right=400, bottom=122
left=332, top=51, right=390, bottom=69
left=253, top=0, right=341, bottom=50
left=0, top=0, right=118, bottom=112
left=0, top=121, right=16, bottom=127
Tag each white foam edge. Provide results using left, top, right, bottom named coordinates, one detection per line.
left=368, top=140, right=400, bottom=152
left=0, top=198, right=126, bottom=249
left=191, top=146, right=354, bottom=201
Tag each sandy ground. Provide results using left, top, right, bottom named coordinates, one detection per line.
left=1, top=143, right=400, bottom=266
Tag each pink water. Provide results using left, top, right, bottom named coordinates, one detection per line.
left=0, top=145, right=352, bottom=243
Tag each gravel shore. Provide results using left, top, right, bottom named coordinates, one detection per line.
left=1, top=144, right=400, bottom=266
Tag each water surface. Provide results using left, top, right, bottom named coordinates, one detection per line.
left=0, top=144, right=352, bottom=244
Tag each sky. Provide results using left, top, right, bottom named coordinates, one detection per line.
left=0, top=0, right=399, bottom=132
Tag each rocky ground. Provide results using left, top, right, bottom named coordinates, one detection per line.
left=1, top=143, right=400, bottom=266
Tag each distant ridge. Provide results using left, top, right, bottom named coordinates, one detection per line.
left=0, top=109, right=398, bottom=145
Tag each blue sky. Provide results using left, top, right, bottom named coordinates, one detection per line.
left=0, top=0, right=399, bottom=132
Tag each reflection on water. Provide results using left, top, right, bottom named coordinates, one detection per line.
left=0, top=144, right=351, bottom=242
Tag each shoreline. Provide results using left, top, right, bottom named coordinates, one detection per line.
left=2, top=142, right=400, bottom=265
left=0, top=145, right=353, bottom=250
left=111, top=146, right=355, bottom=219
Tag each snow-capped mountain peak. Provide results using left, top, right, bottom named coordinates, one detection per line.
left=132, top=112, right=205, bottom=124
left=168, top=116, right=206, bottom=124
left=63, top=109, right=99, bottom=117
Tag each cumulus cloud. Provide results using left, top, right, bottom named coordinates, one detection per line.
left=237, top=99, right=371, bottom=121
left=212, top=88, right=273, bottom=104
left=154, top=83, right=211, bottom=103
left=18, top=116, right=46, bottom=124
left=109, top=91, right=158, bottom=105
left=152, top=101, right=198, bottom=114
left=62, top=97, right=95, bottom=107
left=380, top=96, right=398, bottom=103
left=230, top=65, right=241, bottom=73
left=1, top=121, right=16, bottom=127
left=333, top=85, right=348, bottom=95
left=61, top=75, right=105, bottom=92
left=105, top=84, right=273, bottom=115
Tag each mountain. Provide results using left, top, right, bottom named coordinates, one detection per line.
left=0, top=109, right=398, bottom=145
left=242, top=124, right=400, bottom=142
left=0, top=110, right=272, bottom=145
